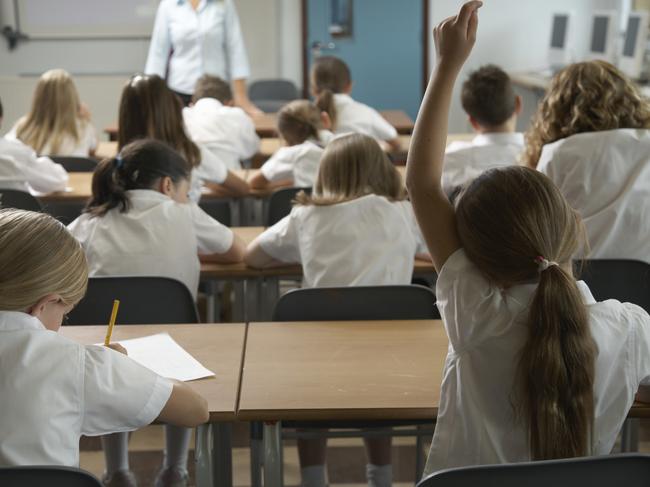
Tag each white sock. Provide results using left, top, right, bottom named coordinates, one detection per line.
left=102, top=432, right=130, bottom=476
left=163, top=425, right=191, bottom=473
left=366, top=463, right=392, bottom=487
left=301, top=464, right=327, bottom=487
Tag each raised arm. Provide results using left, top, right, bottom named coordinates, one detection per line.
left=405, top=0, right=481, bottom=272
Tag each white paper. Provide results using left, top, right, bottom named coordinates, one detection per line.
left=103, top=333, right=215, bottom=382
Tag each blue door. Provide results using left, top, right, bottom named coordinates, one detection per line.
left=307, top=0, right=425, bottom=119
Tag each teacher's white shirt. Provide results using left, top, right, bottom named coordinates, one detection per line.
left=145, top=0, right=251, bottom=95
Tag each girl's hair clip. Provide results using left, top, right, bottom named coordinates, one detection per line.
left=114, top=155, right=124, bottom=169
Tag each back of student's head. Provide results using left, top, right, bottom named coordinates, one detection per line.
left=461, top=65, right=516, bottom=128
left=297, top=133, right=404, bottom=205
left=87, top=138, right=191, bottom=217
left=0, top=209, right=87, bottom=311
left=454, top=166, right=596, bottom=460
left=118, top=74, right=200, bottom=167
left=16, top=68, right=81, bottom=154
left=311, top=56, right=351, bottom=129
left=192, top=75, right=233, bottom=104
left=277, top=100, right=322, bottom=146
left=523, top=60, right=650, bottom=167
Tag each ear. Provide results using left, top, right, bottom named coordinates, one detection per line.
left=468, top=115, right=482, bottom=132
left=27, top=294, right=60, bottom=317
left=158, top=176, right=175, bottom=197
left=320, top=111, right=332, bottom=130
left=514, top=95, right=522, bottom=116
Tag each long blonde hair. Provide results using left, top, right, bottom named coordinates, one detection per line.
left=277, top=100, right=322, bottom=146
left=455, top=166, right=596, bottom=460
left=523, top=60, right=650, bottom=168
left=0, top=209, right=88, bottom=311
left=296, top=133, right=404, bottom=206
left=16, top=69, right=84, bottom=155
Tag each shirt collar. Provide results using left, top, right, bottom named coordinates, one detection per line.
left=333, top=93, right=354, bottom=105
left=472, top=132, right=524, bottom=147
left=193, top=97, right=225, bottom=110
left=0, top=311, right=46, bottom=332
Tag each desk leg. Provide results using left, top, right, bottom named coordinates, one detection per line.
left=204, top=280, right=219, bottom=323
left=195, top=422, right=233, bottom=487
left=263, top=421, right=283, bottom=487
left=262, top=277, right=280, bottom=322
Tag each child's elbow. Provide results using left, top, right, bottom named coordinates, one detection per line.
left=183, top=396, right=209, bottom=427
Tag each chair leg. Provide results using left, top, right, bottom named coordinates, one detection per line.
left=250, top=422, right=263, bottom=487
left=263, top=421, right=283, bottom=487
left=415, top=428, right=424, bottom=482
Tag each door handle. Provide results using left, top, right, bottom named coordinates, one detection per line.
left=311, top=41, right=337, bottom=57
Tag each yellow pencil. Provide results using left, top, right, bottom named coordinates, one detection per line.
left=104, top=300, right=120, bottom=346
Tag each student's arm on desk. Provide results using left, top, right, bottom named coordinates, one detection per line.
left=244, top=239, right=294, bottom=269
left=199, top=232, right=246, bottom=264
left=157, top=380, right=209, bottom=427
left=204, top=171, right=250, bottom=197
left=249, top=170, right=294, bottom=190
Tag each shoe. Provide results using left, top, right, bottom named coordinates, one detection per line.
left=153, top=467, right=189, bottom=487
left=102, top=469, right=138, bottom=487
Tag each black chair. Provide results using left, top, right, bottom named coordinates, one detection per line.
left=249, top=79, right=299, bottom=113
left=0, top=466, right=102, bottom=487
left=42, top=201, right=85, bottom=226
left=417, top=453, right=650, bottom=487
left=0, top=189, right=42, bottom=212
left=50, top=156, right=98, bottom=172
left=199, top=199, right=232, bottom=226
left=265, top=186, right=311, bottom=226
left=66, top=276, right=199, bottom=325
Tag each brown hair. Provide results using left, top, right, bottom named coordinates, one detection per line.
left=523, top=60, right=650, bottom=167
left=118, top=74, right=201, bottom=168
left=16, top=69, right=85, bottom=154
left=461, top=64, right=516, bottom=128
left=455, top=166, right=596, bottom=460
left=192, top=75, right=233, bottom=104
left=277, top=100, right=322, bottom=146
left=296, top=133, right=404, bottom=206
left=311, top=56, right=352, bottom=129
left=0, top=209, right=88, bottom=310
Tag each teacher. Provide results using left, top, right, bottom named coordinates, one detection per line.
left=145, top=0, right=261, bottom=115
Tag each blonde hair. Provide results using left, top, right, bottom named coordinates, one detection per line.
left=455, top=167, right=596, bottom=460
left=16, top=69, right=84, bottom=155
left=0, top=209, right=88, bottom=311
left=277, top=100, right=322, bottom=146
left=296, top=133, right=405, bottom=206
left=523, top=60, right=650, bottom=168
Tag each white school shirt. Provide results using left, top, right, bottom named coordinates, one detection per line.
left=183, top=97, right=260, bottom=171
left=423, top=249, right=650, bottom=475
left=442, top=132, right=524, bottom=191
left=189, top=143, right=230, bottom=203
left=333, top=93, right=398, bottom=142
left=537, top=129, right=650, bottom=264
left=0, top=311, right=172, bottom=467
left=145, top=0, right=251, bottom=95
left=7, top=118, right=97, bottom=157
left=68, top=190, right=234, bottom=299
left=260, top=131, right=333, bottom=188
left=257, top=194, right=427, bottom=288
left=0, top=137, right=68, bottom=193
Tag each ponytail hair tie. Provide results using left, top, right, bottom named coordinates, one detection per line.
left=114, top=155, right=124, bottom=169
left=535, top=255, right=559, bottom=272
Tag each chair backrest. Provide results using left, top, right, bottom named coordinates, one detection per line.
left=0, top=466, right=102, bottom=487
left=66, top=276, right=199, bottom=325
left=199, top=199, right=232, bottom=226
left=265, top=186, right=312, bottom=226
left=249, top=79, right=299, bottom=102
left=42, top=201, right=85, bottom=226
left=272, top=285, right=439, bottom=321
left=0, top=189, right=42, bottom=212
left=417, top=454, right=650, bottom=487
left=575, top=259, right=650, bottom=313
left=50, top=156, right=98, bottom=172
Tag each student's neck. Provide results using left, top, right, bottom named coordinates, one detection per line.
left=475, top=120, right=517, bottom=135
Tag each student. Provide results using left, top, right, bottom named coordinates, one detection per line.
left=68, top=139, right=244, bottom=487
left=522, top=61, right=650, bottom=263
left=442, top=64, right=523, bottom=193
left=249, top=100, right=333, bottom=190
left=0, top=97, right=68, bottom=193
left=246, top=133, right=428, bottom=487
left=0, top=208, right=208, bottom=471
left=7, top=69, right=97, bottom=157
left=406, top=1, right=650, bottom=476
left=311, top=56, right=401, bottom=151
left=118, top=74, right=248, bottom=202
left=183, top=75, right=260, bottom=171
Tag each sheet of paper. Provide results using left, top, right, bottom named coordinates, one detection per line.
left=104, top=333, right=215, bottom=382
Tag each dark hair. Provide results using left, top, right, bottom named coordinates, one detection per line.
left=192, top=75, right=233, bottom=104
left=311, top=56, right=352, bottom=94
left=118, top=74, right=201, bottom=168
left=86, top=139, right=191, bottom=217
left=461, top=65, right=516, bottom=128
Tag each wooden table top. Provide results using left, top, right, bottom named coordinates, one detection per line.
left=60, top=323, right=247, bottom=422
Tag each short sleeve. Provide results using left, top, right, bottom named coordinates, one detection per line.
left=81, top=345, right=173, bottom=435
left=144, top=1, right=172, bottom=77
left=260, top=147, right=296, bottom=183
left=368, top=109, right=398, bottom=141
left=187, top=202, right=235, bottom=255
left=194, top=145, right=228, bottom=184
left=630, top=304, right=650, bottom=386
left=257, top=213, right=301, bottom=263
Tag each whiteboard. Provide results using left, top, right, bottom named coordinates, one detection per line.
left=16, top=0, right=160, bottom=38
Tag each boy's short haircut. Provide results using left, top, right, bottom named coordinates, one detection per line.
left=461, top=65, right=516, bottom=128
left=193, top=75, right=233, bottom=104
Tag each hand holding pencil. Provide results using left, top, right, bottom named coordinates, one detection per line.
left=104, top=300, right=127, bottom=355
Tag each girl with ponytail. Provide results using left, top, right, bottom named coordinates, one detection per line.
left=407, top=1, right=650, bottom=476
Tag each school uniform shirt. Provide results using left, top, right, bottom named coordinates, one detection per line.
left=145, top=0, right=251, bottom=95
left=260, top=131, right=333, bottom=188
left=442, top=132, right=524, bottom=191
left=423, top=249, right=650, bottom=475
left=189, top=143, right=231, bottom=203
left=0, top=310, right=172, bottom=466
left=333, top=93, right=398, bottom=142
left=537, top=129, right=650, bottom=264
left=7, top=118, right=98, bottom=157
left=256, top=194, right=427, bottom=287
left=0, top=136, right=68, bottom=193
left=68, top=190, right=234, bottom=299
left=183, top=97, right=260, bottom=171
